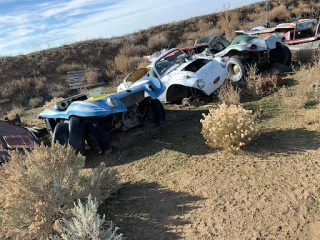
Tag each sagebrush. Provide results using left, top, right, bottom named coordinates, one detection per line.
left=51, top=194, right=123, bottom=240
left=201, top=103, right=257, bottom=153
left=0, top=143, right=119, bottom=239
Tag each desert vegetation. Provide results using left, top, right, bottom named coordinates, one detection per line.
left=201, top=103, right=257, bottom=153
left=0, top=143, right=120, bottom=239
left=1, top=0, right=320, bottom=239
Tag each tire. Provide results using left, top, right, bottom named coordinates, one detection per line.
left=151, top=99, right=165, bottom=126
left=85, top=123, right=111, bottom=155
left=182, top=98, right=192, bottom=107
left=69, top=117, right=85, bottom=155
left=139, top=98, right=165, bottom=127
left=52, top=122, right=69, bottom=146
left=281, top=45, right=292, bottom=66
left=226, top=55, right=248, bottom=82
left=45, top=118, right=56, bottom=136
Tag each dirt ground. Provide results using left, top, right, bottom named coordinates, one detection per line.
left=81, top=100, right=320, bottom=240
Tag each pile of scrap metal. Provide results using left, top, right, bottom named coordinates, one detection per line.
left=0, top=119, right=39, bottom=162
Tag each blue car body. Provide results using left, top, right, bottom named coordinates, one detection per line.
left=39, top=77, right=165, bottom=120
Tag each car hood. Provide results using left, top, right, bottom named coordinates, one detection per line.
left=39, top=77, right=165, bottom=120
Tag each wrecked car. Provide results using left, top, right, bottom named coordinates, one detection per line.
left=281, top=19, right=320, bottom=51
left=118, top=48, right=228, bottom=104
left=203, top=35, right=292, bottom=82
left=39, top=77, right=165, bottom=155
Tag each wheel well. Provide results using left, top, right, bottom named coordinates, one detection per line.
left=227, top=50, right=241, bottom=57
left=166, top=85, right=191, bottom=103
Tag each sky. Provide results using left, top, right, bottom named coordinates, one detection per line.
left=0, top=0, right=260, bottom=56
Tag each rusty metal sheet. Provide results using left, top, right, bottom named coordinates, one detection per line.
left=3, top=135, right=35, bottom=149
left=0, top=120, right=38, bottom=153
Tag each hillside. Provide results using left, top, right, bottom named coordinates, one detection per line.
left=2, top=0, right=320, bottom=239
left=0, top=0, right=318, bottom=112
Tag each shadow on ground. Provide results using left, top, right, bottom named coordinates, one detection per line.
left=246, top=128, right=320, bottom=154
left=86, top=107, right=213, bottom=167
left=100, top=181, right=203, bottom=240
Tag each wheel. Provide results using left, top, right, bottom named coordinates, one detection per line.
left=281, top=45, right=292, bottom=66
left=45, top=118, right=56, bottom=136
left=85, top=123, right=111, bottom=155
left=150, top=99, right=165, bottom=126
left=69, top=117, right=85, bottom=155
left=122, top=109, right=140, bottom=129
left=226, top=55, right=248, bottom=82
left=52, top=122, right=69, bottom=146
left=182, top=98, right=192, bottom=107
left=139, top=98, right=165, bottom=127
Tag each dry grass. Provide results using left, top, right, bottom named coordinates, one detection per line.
left=147, top=32, right=169, bottom=50
left=47, top=84, right=68, bottom=98
left=106, top=54, right=145, bottom=82
left=218, top=82, right=242, bottom=105
left=246, top=65, right=277, bottom=97
left=277, top=60, right=320, bottom=109
left=217, top=4, right=240, bottom=41
left=269, top=4, right=290, bottom=22
left=181, top=28, right=222, bottom=42
left=29, top=97, right=43, bottom=108
left=56, top=63, right=87, bottom=73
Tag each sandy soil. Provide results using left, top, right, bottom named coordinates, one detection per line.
left=83, top=105, right=320, bottom=240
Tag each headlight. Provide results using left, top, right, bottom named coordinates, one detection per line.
left=197, top=79, right=205, bottom=89
left=220, top=57, right=227, bottom=68
left=107, top=97, right=119, bottom=108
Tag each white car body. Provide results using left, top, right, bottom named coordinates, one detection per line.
left=118, top=48, right=228, bottom=103
left=214, top=35, right=286, bottom=58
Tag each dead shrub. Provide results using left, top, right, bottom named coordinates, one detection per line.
left=29, top=97, right=43, bottom=108
left=6, top=105, right=25, bottom=120
left=107, top=54, right=145, bottom=79
left=246, top=65, right=277, bottom=97
left=269, top=4, right=290, bottom=22
left=218, top=82, right=242, bottom=105
left=34, top=76, right=48, bottom=93
left=85, top=71, right=99, bottom=84
left=217, top=3, right=240, bottom=41
left=119, top=43, right=149, bottom=57
left=201, top=103, right=257, bottom=153
left=0, top=143, right=119, bottom=239
left=196, top=19, right=212, bottom=32
left=42, top=97, right=65, bottom=110
left=147, top=32, right=169, bottom=50
left=47, top=84, right=68, bottom=98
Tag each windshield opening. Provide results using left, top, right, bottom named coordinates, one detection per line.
left=155, top=50, right=185, bottom=76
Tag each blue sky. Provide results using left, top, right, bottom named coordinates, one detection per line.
left=0, top=0, right=260, bottom=56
